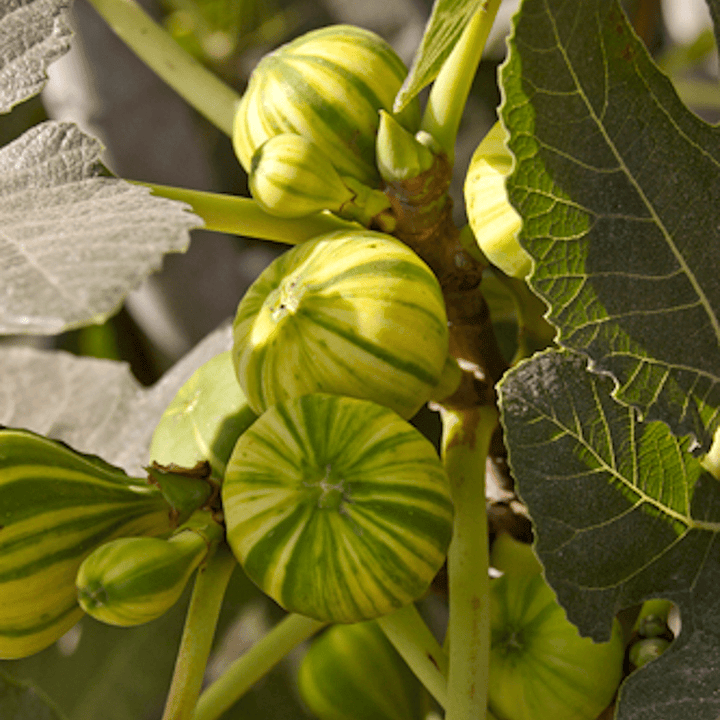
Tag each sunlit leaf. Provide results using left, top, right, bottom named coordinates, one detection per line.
left=499, top=349, right=720, bottom=720
left=0, top=0, right=72, bottom=113
left=394, top=0, right=481, bottom=112
left=501, top=0, right=720, bottom=450
left=0, top=121, right=201, bottom=334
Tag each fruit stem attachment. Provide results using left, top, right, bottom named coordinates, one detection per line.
left=136, top=183, right=357, bottom=243
left=376, top=604, right=448, bottom=708
left=440, top=404, right=498, bottom=720
left=191, top=613, right=326, bottom=720
left=420, top=0, right=502, bottom=163
left=85, top=0, right=240, bottom=135
left=161, top=543, right=236, bottom=720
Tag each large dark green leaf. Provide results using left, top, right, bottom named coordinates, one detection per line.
left=500, top=0, right=720, bottom=450
left=499, top=349, right=720, bottom=720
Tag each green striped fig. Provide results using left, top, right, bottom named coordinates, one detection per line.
left=297, top=620, right=427, bottom=720
left=0, top=429, right=175, bottom=659
left=489, top=571, right=624, bottom=720
left=233, top=24, right=421, bottom=188
left=232, top=230, right=449, bottom=420
left=149, top=350, right=257, bottom=478
left=248, top=134, right=393, bottom=226
left=76, top=509, right=224, bottom=627
left=222, top=393, right=453, bottom=623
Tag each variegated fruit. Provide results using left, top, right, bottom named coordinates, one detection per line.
left=0, top=429, right=174, bottom=659
left=464, top=122, right=530, bottom=279
left=149, top=351, right=257, bottom=478
left=489, top=571, right=624, bottom=720
left=298, top=620, right=427, bottom=720
left=222, top=393, right=453, bottom=623
left=233, top=24, right=421, bottom=187
left=232, top=230, right=449, bottom=420
left=76, top=510, right=224, bottom=627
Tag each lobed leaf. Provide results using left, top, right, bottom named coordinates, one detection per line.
left=394, top=0, right=482, bottom=112
left=499, top=349, right=720, bottom=720
left=0, top=121, right=201, bottom=334
left=501, top=0, right=720, bottom=449
left=0, top=0, right=72, bottom=113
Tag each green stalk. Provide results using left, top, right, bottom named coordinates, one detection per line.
left=161, top=544, right=237, bottom=720
left=86, top=0, right=240, bottom=135
left=440, top=404, right=498, bottom=720
left=421, top=0, right=502, bottom=163
left=191, top=613, right=326, bottom=720
left=139, top=182, right=358, bottom=244
left=376, top=603, right=449, bottom=708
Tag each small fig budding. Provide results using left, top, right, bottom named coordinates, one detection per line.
left=233, top=24, right=421, bottom=187
left=376, top=110, right=436, bottom=183
left=464, top=121, right=530, bottom=279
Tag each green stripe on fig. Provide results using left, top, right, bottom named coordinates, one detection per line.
left=233, top=24, right=421, bottom=187
left=232, top=230, right=449, bottom=419
left=0, top=429, right=175, bottom=659
left=222, top=394, right=453, bottom=623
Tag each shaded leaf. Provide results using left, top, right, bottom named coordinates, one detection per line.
left=0, top=671, right=66, bottom=720
left=499, top=349, right=720, bottom=720
left=393, top=0, right=481, bottom=113
left=500, top=0, right=720, bottom=450
left=0, top=321, right=234, bottom=475
left=0, top=0, right=72, bottom=113
left=0, top=121, right=201, bottom=334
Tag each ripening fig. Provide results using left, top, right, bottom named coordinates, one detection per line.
left=248, top=134, right=392, bottom=225
left=149, top=350, right=257, bottom=478
left=489, top=571, right=624, bottom=720
left=76, top=510, right=224, bottom=627
left=222, top=393, right=453, bottom=623
left=464, top=122, right=531, bottom=279
left=0, top=429, right=175, bottom=659
left=298, top=620, right=427, bottom=720
left=233, top=24, right=421, bottom=188
left=232, top=230, right=449, bottom=419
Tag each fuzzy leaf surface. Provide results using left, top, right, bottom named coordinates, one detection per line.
left=394, top=0, right=481, bottom=112
left=501, top=0, right=720, bottom=449
left=0, top=0, right=72, bottom=112
left=499, top=349, right=720, bottom=720
left=0, top=121, right=200, bottom=334
left=0, top=321, right=234, bottom=474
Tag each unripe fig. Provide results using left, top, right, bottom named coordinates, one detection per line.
left=76, top=510, right=224, bottom=627
left=149, top=351, right=257, bottom=478
left=489, top=572, right=624, bottom=720
left=222, top=393, right=453, bottom=623
left=298, top=620, right=427, bottom=720
left=232, top=230, right=449, bottom=419
left=249, top=134, right=392, bottom=225
left=0, top=429, right=174, bottom=659
left=233, top=24, right=421, bottom=188
left=629, top=637, right=671, bottom=669
left=464, top=122, right=530, bottom=279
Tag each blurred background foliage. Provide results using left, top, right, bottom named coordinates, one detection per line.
left=0, top=0, right=717, bottom=718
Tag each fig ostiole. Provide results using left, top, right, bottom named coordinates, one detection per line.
left=0, top=428, right=175, bottom=659
left=232, top=229, right=449, bottom=420
left=76, top=509, right=224, bottom=627
left=222, top=393, right=453, bottom=623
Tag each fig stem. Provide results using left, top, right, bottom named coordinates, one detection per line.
left=86, top=0, right=240, bottom=135
left=161, top=543, right=236, bottom=720
left=420, top=0, right=502, bottom=164
left=135, top=182, right=357, bottom=243
left=376, top=603, right=449, bottom=708
left=441, top=405, right=498, bottom=720
left=191, top=613, right=326, bottom=720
